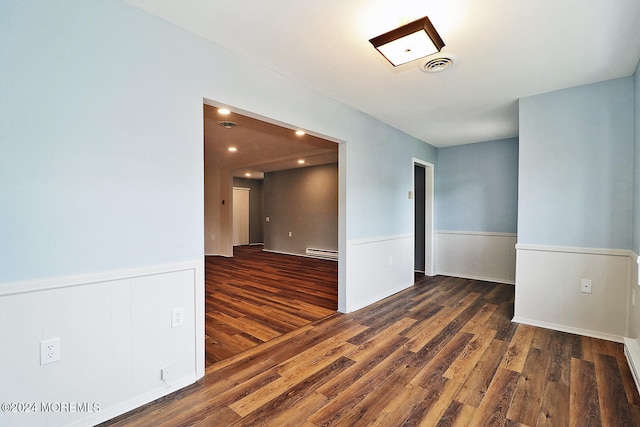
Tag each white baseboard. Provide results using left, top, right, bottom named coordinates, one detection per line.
left=345, top=234, right=414, bottom=313
left=437, top=271, right=515, bottom=285
left=67, top=374, right=197, bottom=427
left=348, top=280, right=415, bottom=313
left=512, top=316, right=623, bottom=343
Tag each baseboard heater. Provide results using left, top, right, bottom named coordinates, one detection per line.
left=306, top=248, right=338, bottom=261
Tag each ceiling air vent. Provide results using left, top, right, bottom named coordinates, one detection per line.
left=421, top=54, right=456, bottom=73
left=218, top=121, right=238, bottom=129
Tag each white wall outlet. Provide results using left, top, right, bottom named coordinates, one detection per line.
left=171, top=307, right=185, bottom=328
left=580, top=279, right=592, bottom=294
left=161, top=366, right=171, bottom=382
left=288, top=231, right=292, bottom=237
left=266, top=216, right=270, bottom=222
left=40, top=338, right=61, bottom=365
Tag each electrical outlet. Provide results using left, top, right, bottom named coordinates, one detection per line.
left=171, top=307, right=185, bottom=328
left=288, top=231, right=292, bottom=237
left=580, top=279, right=592, bottom=294
left=161, top=366, right=171, bottom=382
left=40, top=338, right=61, bottom=365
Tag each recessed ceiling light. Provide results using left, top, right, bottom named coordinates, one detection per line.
left=228, top=147, right=237, bottom=152
left=298, top=159, right=305, bottom=164
left=218, top=108, right=231, bottom=115
left=295, top=130, right=306, bottom=136
left=245, top=172, right=251, bottom=177
left=219, top=121, right=238, bottom=129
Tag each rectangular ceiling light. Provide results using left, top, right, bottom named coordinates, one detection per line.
left=369, top=16, right=445, bottom=67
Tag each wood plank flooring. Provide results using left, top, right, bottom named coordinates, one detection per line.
left=101, top=256, right=640, bottom=426
left=205, top=245, right=338, bottom=365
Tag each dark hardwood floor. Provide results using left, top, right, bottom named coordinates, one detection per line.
left=102, top=250, right=640, bottom=426
left=205, top=245, right=338, bottom=365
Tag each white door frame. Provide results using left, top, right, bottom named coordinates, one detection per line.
left=413, top=159, right=435, bottom=276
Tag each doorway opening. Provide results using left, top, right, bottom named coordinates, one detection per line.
left=202, top=100, right=341, bottom=366
left=413, top=159, right=435, bottom=277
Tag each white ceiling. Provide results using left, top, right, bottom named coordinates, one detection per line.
left=126, top=0, right=640, bottom=147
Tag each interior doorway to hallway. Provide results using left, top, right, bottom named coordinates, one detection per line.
left=413, top=160, right=435, bottom=277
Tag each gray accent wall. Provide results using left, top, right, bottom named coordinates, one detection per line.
left=264, top=163, right=338, bottom=256
left=233, top=177, right=264, bottom=244
left=435, top=138, right=519, bottom=233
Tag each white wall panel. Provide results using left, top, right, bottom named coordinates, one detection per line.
left=0, top=293, right=46, bottom=427
left=39, top=288, right=69, bottom=426
left=110, top=280, right=135, bottom=409
left=628, top=254, right=640, bottom=339
left=0, top=262, right=200, bottom=427
left=345, top=235, right=414, bottom=313
left=435, top=231, right=516, bottom=284
left=131, top=270, right=196, bottom=395
left=514, top=245, right=631, bottom=342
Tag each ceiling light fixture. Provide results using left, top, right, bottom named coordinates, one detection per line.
left=295, top=130, right=306, bottom=136
left=218, top=108, right=231, bottom=115
left=369, top=16, right=444, bottom=67
left=245, top=172, right=251, bottom=177
left=228, top=147, right=237, bottom=152
left=297, top=159, right=305, bottom=165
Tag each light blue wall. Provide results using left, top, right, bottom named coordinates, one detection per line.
left=0, top=0, right=436, bottom=283
left=519, top=77, right=634, bottom=249
left=345, top=124, right=436, bottom=239
left=435, top=138, right=518, bottom=233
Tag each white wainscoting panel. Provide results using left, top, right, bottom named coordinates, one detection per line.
left=0, top=260, right=203, bottom=427
left=435, top=231, right=517, bottom=284
left=514, top=245, right=631, bottom=342
left=625, top=337, right=640, bottom=396
left=628, top=252, right=640, bottom=339
left=345, top=234, right=414, bottom=313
